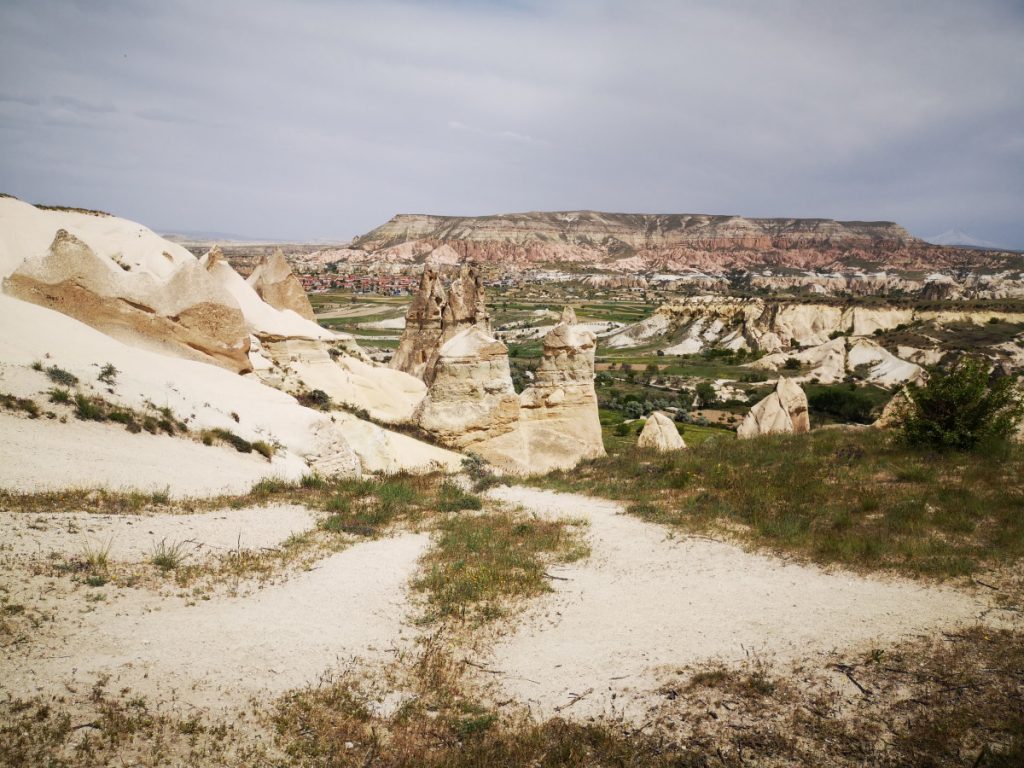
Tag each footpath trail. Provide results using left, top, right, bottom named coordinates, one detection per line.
left=3, top=530, right=429, bottom=715
left=483, top=485, right=993, bottom=721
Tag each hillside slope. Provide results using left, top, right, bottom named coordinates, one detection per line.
left=349, top=210, right=1019, bottom=273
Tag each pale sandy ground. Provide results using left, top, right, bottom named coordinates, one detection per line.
left=2, top=517, right=429, bottom=715
left=0, top=412, right=294, bottom=497
left=315, top=304, right=406, bottom=320
left=0, top=505, right=315, bottom=561
left=481, top=486, right=1000, bottom=721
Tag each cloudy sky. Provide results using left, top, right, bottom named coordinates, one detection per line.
left=1, top=0, right=1022, bottom=246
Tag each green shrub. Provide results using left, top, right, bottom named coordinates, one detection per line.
left=0, top=393, right=40, bottom=418
left=808, top=386, right=877, bottom=424
left=45, top=366, right=78, bottom=387
left=783, top=357, right=801, bottom=370
left=437, top=481, right=483, bottom=512
left=48, top=387, right=71, bottom=404
left=896, top=356, right=1023, bottom=451
left=296, top=389, right=331, bottom=410
left=74, top=394, right=107, bottom=421
left=97, top=363, right=118, bottom=386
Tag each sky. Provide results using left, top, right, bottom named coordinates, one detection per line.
left=1, top=0, right=1022, bottom=246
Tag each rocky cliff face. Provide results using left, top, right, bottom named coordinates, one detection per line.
left=350, top=211, right=1021, bottom=274
left=609, top=296, right=1024, bottom=361
left=391, top=263, right=490, bottom=382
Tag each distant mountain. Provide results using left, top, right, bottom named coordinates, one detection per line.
left=347, top=210, right=1023, bottom=273
left=925, top=229, right=1002, bottom=250
left=161, top=230, right=280, bottom=244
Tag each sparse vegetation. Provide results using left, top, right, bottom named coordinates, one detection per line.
left=0, top=392, right=40, bottom=418
left=97, top=362, right=119, bottom=385
left=532, top=428, right=1024, bottom=577
left=295, top=388, right=331, bottom=410
left=44, top=365, right=78, bottom=387
left=896, top=355, right=1023, bottom=451
left=150, top=539, right=189, bottom=571
left=47, top=387, right=71, bottom=404
left=415, top=510, right=588, bottom=623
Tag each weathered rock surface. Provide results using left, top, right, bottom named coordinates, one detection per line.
left=391, top=263, right=489, bottom=382
left=637, top=411, right=686, bottom=452
left=873, top=389, right=910, bottom=429
left=414, top=326, right=521, bottom=448
left=247, top=249, right=317, bottom=321
left=513, top=307, right=605, bottom=471
left=416, top=306, right=604, bottom=474
left=4, top=229, right=251, bottom=372
left=737, top=378, right=810, bottom=439
left=349, top=210, right=1022, bottom=274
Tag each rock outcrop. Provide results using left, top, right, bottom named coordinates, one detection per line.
left=414, top=326, right=521, bottom=447
left=4, top=229, right=252, bottom=372
left=637, top=411, right=686, bottom=452
left=513, top=307, right=605, bottom=470
left=737, top=378, right=810, bottom=439
left=873, top=389, right=910, bottom=429
left=246, top=249, right=317, bottom=321
left=391, top=263, right=489, bottom=382
left=416, top=306, right=604, bottom=473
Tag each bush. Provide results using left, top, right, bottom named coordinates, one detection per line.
left=783, top=357, right=801, bottom=370
left=97, top=363, right=118, bottom=386
left=74, top=394, right=106, bottom=421
left=296, top=389, right=331, bottom=410
left=45, top=366, right=78, bottom=387
left=48, top=387, right=71, bottom=404
left=808, top=386, right=876, bottom=424
left=896, top=356, right=1023, bottom=451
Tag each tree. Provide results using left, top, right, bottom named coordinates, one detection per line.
left=624, top=401, right=644, bottom=420
left=695, top=381, right=717, bottom=407
left=895, top=356, right=1023, bottom=451
left=783, top=357, right=801, bottom=370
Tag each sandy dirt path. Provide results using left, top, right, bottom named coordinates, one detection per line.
left=4, top=532, right=429, bottom=715
left=483, top=486, right=991, bottom=721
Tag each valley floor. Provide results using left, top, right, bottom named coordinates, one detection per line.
left=2, top=468, right=1020, bottom=766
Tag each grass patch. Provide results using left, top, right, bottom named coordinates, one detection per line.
left=0, top=392, right=40, bottom=418
left=414, top=510, right=588, bottom=623
left=44, top=365, right=78, bottom=387
left=532, top=428, right=1024, bottom=577
left=150, top=539, right=189, bottom=571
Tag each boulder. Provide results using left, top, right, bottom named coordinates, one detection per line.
left=737, top=378, right=810, bottom=439
left=415, top=326, right=521, bottom=448
left=874, top=389, right=910, bottom=429
left=637, top=411, right=686, bottom=452
left=246, top=249, right=317, bottom=321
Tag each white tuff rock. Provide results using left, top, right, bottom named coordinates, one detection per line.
left=737, top=378, right=810, bottom=439
left=637, top=411, right=686, bottom=452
